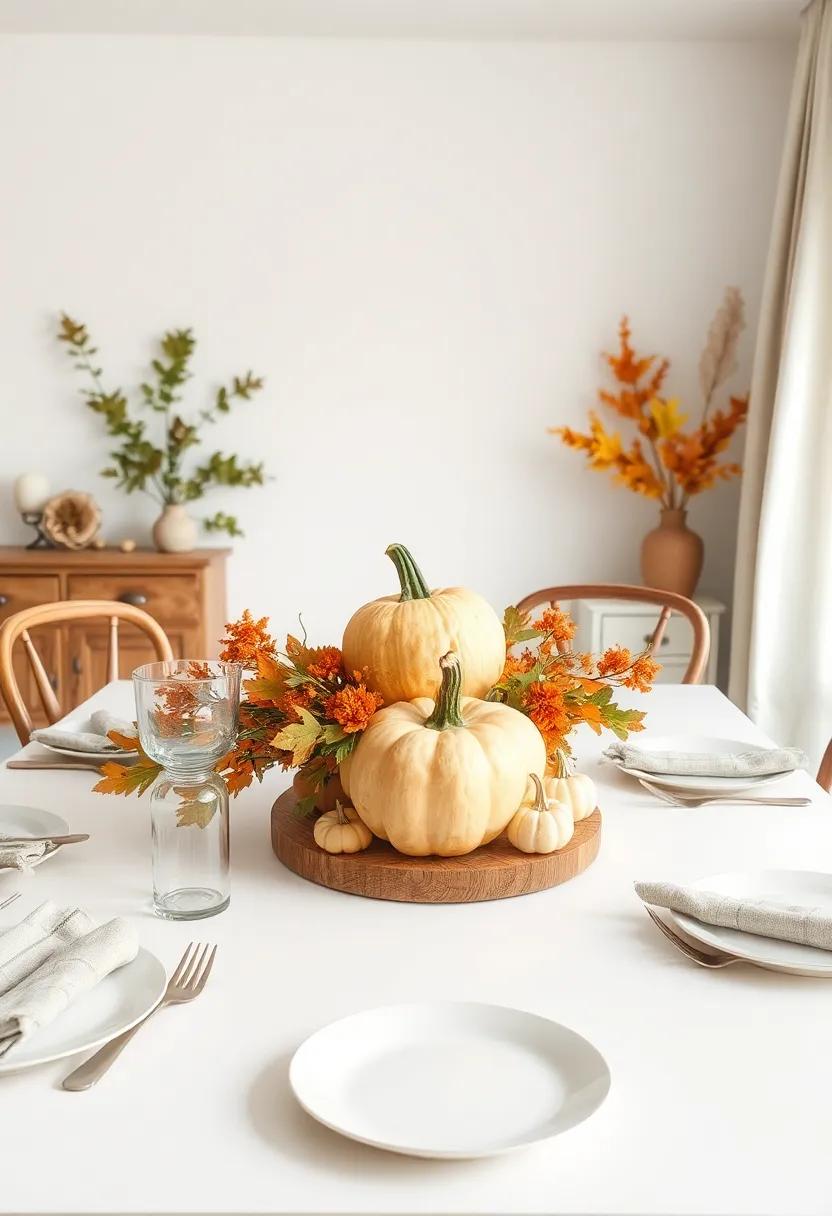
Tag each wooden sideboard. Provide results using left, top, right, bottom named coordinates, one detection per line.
left=0, top=547, right=229, bottom=724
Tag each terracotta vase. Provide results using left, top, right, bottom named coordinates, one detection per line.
left=640, top=508, right=703, bottom=598
left=152, top=504, right=198, bottom=554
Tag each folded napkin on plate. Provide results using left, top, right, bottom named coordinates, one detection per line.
left=636, top=880, right=832, bottom=951
left=604, top=742, right=806, bottom=777
left=0, top=905, right=138, bottom=1056
left=0, top=840, right=48, bottom=871
left=31, top=710, right=135, bottom=754
left=0, top=902, right=96, bottom=993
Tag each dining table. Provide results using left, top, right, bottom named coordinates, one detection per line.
left=0, top=678, right=830, bottom=1216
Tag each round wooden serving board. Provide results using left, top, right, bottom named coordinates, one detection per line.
left=271, top=788, right=601, bottom=904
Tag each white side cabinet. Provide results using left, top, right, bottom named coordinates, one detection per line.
left=574, top=595, right=726, bottom=685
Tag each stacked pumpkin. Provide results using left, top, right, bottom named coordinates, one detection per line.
left=310, top=543, right=597, bottom=859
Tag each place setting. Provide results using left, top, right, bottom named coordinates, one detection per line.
left=603, top=734, right=811, bottom=807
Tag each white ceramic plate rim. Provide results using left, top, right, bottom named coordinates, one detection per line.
left=612, top=735, right=791, bottom=794
left=0, top=947, right=167, bottom=1073
left=39, top=740, right=137, bottom=761
left=289, top=1001, right=611, bottom=1159
left=668, top=869, right=832, bottom=977
left=0, top=804, right=71, bottom=871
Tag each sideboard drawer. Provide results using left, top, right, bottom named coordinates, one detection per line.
left=0, top=574, right=61, bottom=620
left=67, top=574, right=201, bottom=625
left=599, top=610, right=694, bottom=658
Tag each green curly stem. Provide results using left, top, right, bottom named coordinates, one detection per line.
left=385, top=543, right=432, bottom=601
left=425, top=652, right=466, bottom=730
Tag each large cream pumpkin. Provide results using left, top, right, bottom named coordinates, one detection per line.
left=341, top=543, right=505, bottom=704
left=341, top=651, right=546, bottom=857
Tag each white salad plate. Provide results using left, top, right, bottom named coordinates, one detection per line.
left=0, top=805, right=71, bottom=870
left=614, top=734, right=792, bottom=795
left=669, top=869, right=832, bottom=978
left=0, top=947, right=166, bottom=1073
left=290, top=1001, right=611, bottom=1158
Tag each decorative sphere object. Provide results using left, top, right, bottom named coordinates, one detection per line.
left=14, top=472, right=50, bottom=514
left=41, top=491, right=101, bottom=550
left=91, top=536, right=106, bottom=550
left=119, top=538, right=137, bottom=553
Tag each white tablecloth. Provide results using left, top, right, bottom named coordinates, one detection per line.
left=0, top=682, right=829, bottom=1216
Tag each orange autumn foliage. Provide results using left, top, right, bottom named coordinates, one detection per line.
left=551, top=297, right=749, bottom=508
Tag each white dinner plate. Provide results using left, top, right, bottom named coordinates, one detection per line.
left=39, top=741, right=136, bottom=762
left=614, top=734, right=792, bottom=795
left=0, top=805, right=70, bottom=870
left=669, top=869, right=832, bottom=977
left=290, top=1002, right=610, bottom=1158
left=0, top=947, right=166, bottom=1073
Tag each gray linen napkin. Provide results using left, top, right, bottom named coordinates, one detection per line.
left=31, top=711, right=134, bottom=754
left=0, top=902, right=96, bottom=993
left=0, top=840, right=48, bottom=871
left=0, top=912, right=138, bottom=1056
left=605, top=742, right=806, bottom=777
left=636, top=881, right=832, bottom=951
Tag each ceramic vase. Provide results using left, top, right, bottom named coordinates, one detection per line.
left=640, top=507, right=703, bottom=598
left=152, top=504, right=199, bottom=554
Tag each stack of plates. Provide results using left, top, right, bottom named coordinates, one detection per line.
left=609, top=734, right=794, bottom=797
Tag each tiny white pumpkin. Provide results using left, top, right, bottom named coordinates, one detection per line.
left=543, top=768, right=597, bottom=822
left=507, top=773, right=574, bottom=855
left=313, top=801, right=373, bottom=855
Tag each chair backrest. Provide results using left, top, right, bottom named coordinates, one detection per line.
left=0, top=599, right=174, bottom=744
left=515, top=583, right=710, bottom=684
left=818, top=738, right=832, bottom=793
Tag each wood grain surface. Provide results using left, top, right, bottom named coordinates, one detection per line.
left=271, top=787, right=601, bottom=903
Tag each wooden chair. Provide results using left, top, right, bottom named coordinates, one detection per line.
left=515, top=583, right=710, bottom=684
left=0, top=599, right=174, bottom=745
left=817, top=738, right=832, bottom=793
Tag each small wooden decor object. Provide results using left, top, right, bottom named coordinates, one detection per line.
left=271, top=787, right=601, bottom=904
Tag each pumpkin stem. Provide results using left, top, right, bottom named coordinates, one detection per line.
left=424, top=652, right=466, bottom=730
left=529, top=772, right=548, bottom=813
left=385, top=543, right=432, bottom=602
left=551, top=749, right=571, bottom=779
left=334, top=800, right=348, bottom=825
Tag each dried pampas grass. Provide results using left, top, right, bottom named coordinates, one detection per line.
left=699, top=286, right=746, bottom=408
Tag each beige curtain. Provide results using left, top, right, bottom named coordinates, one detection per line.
left=729, top=0, right=832, bottom=767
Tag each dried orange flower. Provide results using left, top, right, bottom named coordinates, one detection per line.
left=219, top=609, right=277, bottom=666
left=306, top=646, right=344, bottom=681
left=622, top=653, right=661, bottom=692
left=324, top=684, right=383, bottom=734
left=524, top=683, right=571, bottom=741
left=597, top=646, right=632, bottom=677
left=533, top=606, right=576, bottom=649
left=502, top=649, right=536, bottom=679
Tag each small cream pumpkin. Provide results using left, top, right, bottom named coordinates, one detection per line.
left=543, top=765, right=597, bottom=822
left=507, top=773, right=574, bottom=855
left=342, top=543, right=506, bottom=705
left=313, top=801, right=373, bottom=854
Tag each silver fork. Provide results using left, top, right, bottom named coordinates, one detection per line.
left=637, top=778, right=810, bottom=808
left=62, top=941, right=217, bottom=1091
left=644, top=905, right=738, bottom=968
left=0, top=891, right=21, bottom=911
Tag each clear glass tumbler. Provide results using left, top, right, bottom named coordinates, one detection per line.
left=133, top=660, right=241, bottom=920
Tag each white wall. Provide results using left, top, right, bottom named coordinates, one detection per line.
left=0, top=35, right=794, bottom=653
